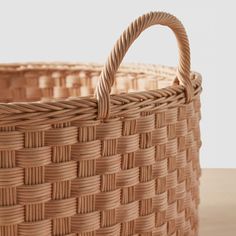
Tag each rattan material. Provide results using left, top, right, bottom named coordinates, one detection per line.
left=0, top=12, right=202, bottom=236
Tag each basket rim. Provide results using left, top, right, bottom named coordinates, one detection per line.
left=0, top=62, right=202, bottom=125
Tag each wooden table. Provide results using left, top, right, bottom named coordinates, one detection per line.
left=200, top=169, right=236, bottom=235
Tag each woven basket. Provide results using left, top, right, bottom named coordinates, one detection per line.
left=0, top=12, right=202, bottom=236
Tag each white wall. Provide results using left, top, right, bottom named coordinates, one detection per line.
left=0, top=0, right=234, bottom=167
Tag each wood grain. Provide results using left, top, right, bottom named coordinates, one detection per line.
left=200, top=169, right=236, bottom=235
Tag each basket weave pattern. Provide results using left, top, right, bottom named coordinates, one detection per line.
left=0, top=12, right=202, bottom=236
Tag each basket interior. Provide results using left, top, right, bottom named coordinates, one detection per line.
left=0, top=63, right=176, bottom=103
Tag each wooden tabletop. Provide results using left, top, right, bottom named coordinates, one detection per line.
left=199, top=169, right=236, bottom=235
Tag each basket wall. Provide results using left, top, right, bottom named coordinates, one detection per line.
left=0, top=65, right=202, bottom=236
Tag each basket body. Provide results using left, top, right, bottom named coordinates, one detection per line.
left=0, top=63, right=202, bottom=236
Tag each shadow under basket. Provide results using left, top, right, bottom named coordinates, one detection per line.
left=0, top=12, right=202, bottom=236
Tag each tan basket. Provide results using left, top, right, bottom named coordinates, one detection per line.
left=0, top=12, right=202, bottom=236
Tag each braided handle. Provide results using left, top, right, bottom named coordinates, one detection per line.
left=95, top=11, right=193, bottom=119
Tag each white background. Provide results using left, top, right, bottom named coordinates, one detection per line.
left=0, top=0, right=234, bottom=168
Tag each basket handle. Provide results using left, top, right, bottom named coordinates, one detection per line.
left=95, top=11, right=193, bottom=119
